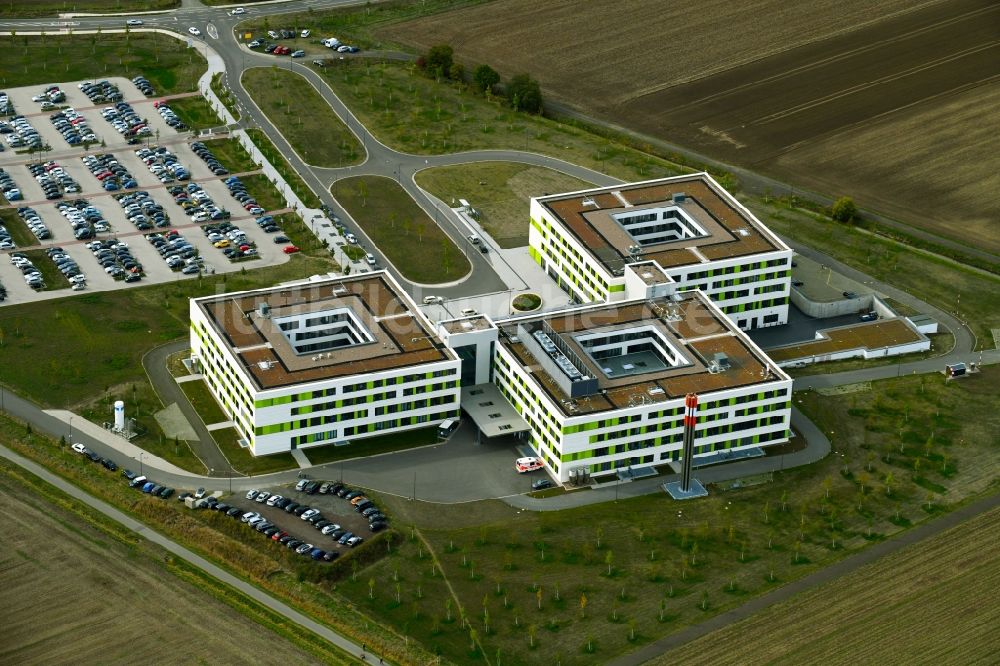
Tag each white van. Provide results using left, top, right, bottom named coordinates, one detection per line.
left=322, top=37, right=341, bottom=49
left=467, top=234, right=480, bottom=244
left=437, top=419, right=459, bottom=439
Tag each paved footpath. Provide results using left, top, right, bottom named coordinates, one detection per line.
left=0, top=440, right=374, bottom=665
left=608, top=488, right=1000, bottom=665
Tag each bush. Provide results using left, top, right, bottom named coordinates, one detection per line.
left=831, top=196, right=858, bottom=224
left=473, top=64, right=500, bottom=94
left=507, top=73, right=543, bottom=114
left=423, top=44, right=454, bottom=79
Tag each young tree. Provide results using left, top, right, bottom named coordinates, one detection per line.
left=473, top=64, right=500, bottom=94
left=831, top=196, right=858, bottom=224
left=579, top=592, right=587, bottom=618
left=506, top=73, right=543, bottom=113
left=605, top=550, right=614, bottom=576
left=423, top=44, right=454, bottom=79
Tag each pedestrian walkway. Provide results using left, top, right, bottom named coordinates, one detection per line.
left=291, top=449, right=312, bottom=469
left=174, top=374, right=204, bottom=384
left=206, top=420, right=234, bottom=432
left=45, top=408, right=195, bottom=476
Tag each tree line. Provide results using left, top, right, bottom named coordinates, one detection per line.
left=416, top=44, right=543, bottom=114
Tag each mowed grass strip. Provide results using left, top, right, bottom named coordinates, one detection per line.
left=0, top=208, right=38, bottom=248
left=179, top=379, right=228, bottom=426
left=164, top=95, right=222, bottom=131
left=239, top=173, right=286, bottom=213
left=0, top=32, right=204, bottom=94
left=246, top=128, right=322, bottom=208
left=0, top=254, right=335, bottom=408
left=211, top=427, right=297, bottom=475
left=200, top=137, right=258, bottom=174
left=303, top=426, right=438, bottom=465
left=333, top=175, right=470, bottom=283
left=3, top=0, right=178, bottom=16
left=241, top=67, right=362, bottom=168
left=654, top=506, right=1000, bottom=665
left=21, top=248, right=70, bottom=291
left=415, top=161, right=594, bottom=248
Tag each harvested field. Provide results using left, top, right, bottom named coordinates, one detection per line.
left=0, top=463, right=318, bottom=665
left=415, top=161, right=593, bottom=247
left=651, top=505, right=1000, bottom=665
left=386, top=0, right=1000, bottom=251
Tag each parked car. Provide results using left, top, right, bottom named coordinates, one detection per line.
left=71, top=442, right=87, bottom=454
left=532, top=478, right=553, bottom=490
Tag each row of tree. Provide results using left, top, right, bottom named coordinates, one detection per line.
left=417, top=44, right=543, bottom=114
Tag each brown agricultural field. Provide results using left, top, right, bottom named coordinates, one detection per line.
left=651, top=505, right=1000, bottom=665
left=385, top=0, right=1000, bottom=252
left=0, top=466, right=320, bottom=665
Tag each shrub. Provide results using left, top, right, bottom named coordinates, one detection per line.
left=831, top=196, right=858, bottom=224
left=507, top=73, right=543, bottom=114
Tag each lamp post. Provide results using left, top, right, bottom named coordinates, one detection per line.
left=139, top=451, right=144, bottom=477
left=69, top=416, right=74, bottom=443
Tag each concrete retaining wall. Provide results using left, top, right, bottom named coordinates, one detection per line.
left=790, top=288, right=872, bottom=318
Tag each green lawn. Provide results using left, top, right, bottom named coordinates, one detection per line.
left=303, top=426, right=439, bottom=465
left=22, top=249, right=70, bottom=290
left=0, top=32, right=204, bottom=95
left=212, top=427, right=298, bottom=476
left=0, top=208, right=38, bottom=247
left=165, top=95, right=221, bottom=131
left=333, top=175, right=470, bottom=284
left=200, top=137, right=258, bottom=174
left=2, top=0, right=178, bottom=16
left=240, top=173, right=287, bottom=213
left=241, top=67, right=362, bottom=168
left=319, top=60, right=690, bottom=184
left=339, top=244, right=367, bottom=262
left=246, top=128, right=322, bottom=208
left=751, top=196, right=1000, bottom=345
left=416, top=162, right=594, bottom=248
left=339, top=367, right=1000, bottom=665
left=179, top=379, right=228, bottom=426
left=0, top=255, right=335, bottom=409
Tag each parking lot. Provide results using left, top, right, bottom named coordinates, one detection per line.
left=0, top=78, right=295, bottom=305
left=207, top=479, right=387, bottom=562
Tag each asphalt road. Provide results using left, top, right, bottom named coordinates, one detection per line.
left=142, top=339, right=232, bottom=475
left=0, top=439, right=371, bottom=665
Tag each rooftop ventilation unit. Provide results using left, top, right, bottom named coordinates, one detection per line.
left=736, top=228, right=750, bottom=237
left=672, top=192, right=686, bottom=204
left=648, top=387, right=665, bottom=396
left=332, top=285, right=347, bottom=295
left=257, top=302, right=271, bottom=319
left=581, top=197, right=599, bottom=208
left=256, top=360, right=274, bottom=371
left=713, top=352, right=731, bottom=369
left=461, top=321, right=474, bottom=330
